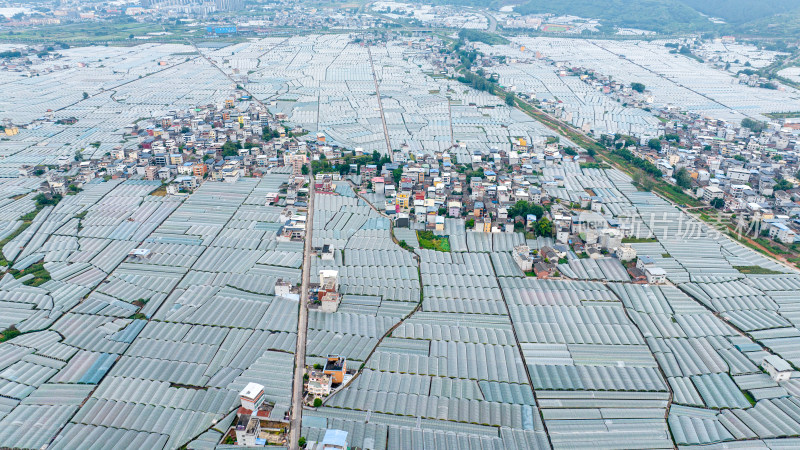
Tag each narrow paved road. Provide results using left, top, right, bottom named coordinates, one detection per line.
left=289, top=163, right=314, bottom=449
left=189, top=39, right=274, bottom=116
left=191, top=39, right=325, bottom=445
left=368, top=46, right=393, bottom=160
left=481, top=10, right=497, bottom=33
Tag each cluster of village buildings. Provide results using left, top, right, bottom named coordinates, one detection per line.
left=16, top=74, right=800, bottom=281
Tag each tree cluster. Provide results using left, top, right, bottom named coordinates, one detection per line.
left=648, top=138, right=662, bottom=151
left=612, top=148, right=663, bottom=178
left=262, top=126, right=281, bottom=140
left=34, top=193, right=62, bottom=208
left=674, top=167, right=692, bottom=189
left=457, top=29, right=509, bottom=46
left=457, top=71, right=495, bottom=94
left=505, top=92, right=516, bottom=106
left=774, top=179, right=794, bottom=192
left=741, top=118, right=766, bottom=133
left=508, top=201, right=544, bottom=221
left=221, top=140, right=241, bottom=157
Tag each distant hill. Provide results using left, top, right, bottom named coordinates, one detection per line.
left=510, top=0, right=800, bottom=36
left=515, top=0, right=714, bottom=34
left=676, top=0, right=800, bottom=24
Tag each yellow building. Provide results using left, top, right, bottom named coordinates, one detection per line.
left=323, top=355, right=347, bottom=385
left=396, top=193, right=410, bottom=209
left=668, top=154, right=680, bottom=166
left=4, top=126, right=19, bottom=136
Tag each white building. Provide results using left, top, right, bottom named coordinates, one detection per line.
left=615, top=244, right=637, bottom=262
left=372, top=176, right=385, bottom=194
left=307, top=371, right=332, bottom=397
left=703, top=185, right=724, bottom=203
left=319, top=270, right=338, bottom=291
left=512, top=245, right=533, bottom=272
left=730, top=184, right=749, bottom=198
left=235, top=417, right=261, bottom=447
left=319, top=270, right=340, bottom=313
left=556, top=227, right=570, bottom=244
left=728, top=167, right=751, bottom=183
left=769, top=222, right=797, bottom=244
left=239, top=382, right=265, bottom=411
left=644, top=266, right=667, bottom=284
left=599, top=228, right=622, bottom=250
left=637, top=255, right=655, bottom=271
left=275, top=279, right=298, bottom=301
left=762, top=355, right=792, bottom=382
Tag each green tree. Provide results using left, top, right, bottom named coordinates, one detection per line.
left=465, top=218, right=475, bottom=229
left=82, top=92, right=88, bottom=100
left=0, top=326, right=21, bottom=343
left=508, top=200, right=544, bottom=220
left=674, top=167, right=692, bottom=189
left=221, top=140, right=241, bottom=157
left=774, top=179, right=794, bottom=191
left=630, top=82, right=645, bottom=93
left=710, top=197, right=725, bottom=209
left=299, top=437, right=307, bottom=448
left=536, top=218, right=552, bottom=237
left=505, top=92, right=516, bottom=106
left=648, top=138, right=662, bottom=151
left=313, top=398, right=322, bottom=407
left=262, top=126, right=280, bottom=140
left=392, top=167, right=403, bottom=185
left=34, top=193, right=62, bottom=208
left=741, top=118, right=766, bottom=133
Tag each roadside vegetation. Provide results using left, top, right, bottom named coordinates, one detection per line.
left=416, top=230, right=450, bottom=252
left=0, top=199, right=54, bottom=267
left=9, top=261, right=52, bottom=287
left=457, top=29, right=509, bottom=46
left=0, top=19, right=205, bottom=46
left=733, top=265, right=784, bottom=275
left=622, top=237, right=658, bottom=243
left=0, top=326, right=21, bottom=343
